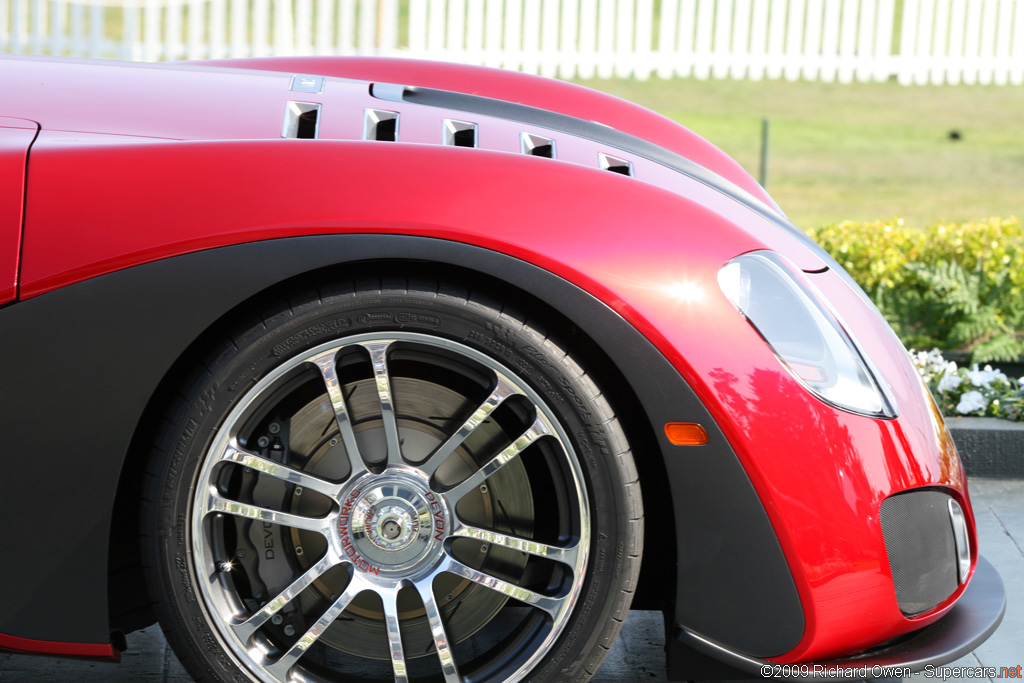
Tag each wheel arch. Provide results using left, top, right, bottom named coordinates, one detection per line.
left=108, top=237, right=679, bottom=640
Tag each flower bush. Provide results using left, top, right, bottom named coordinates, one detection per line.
left=910, top=348, right=1024, bottom=421
left=807, top=217, right=1024, bottom=362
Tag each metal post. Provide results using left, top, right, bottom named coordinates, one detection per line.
left=759, top=117, right=770, bottom=189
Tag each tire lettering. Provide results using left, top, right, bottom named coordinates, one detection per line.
left=358, top=312, right=393, bottom=324
left=558, top=377, right=594, bottom=421
left=268, top=318, right=353, bottom=361
left=175, top=553, right=196, bottom=603
left=395, top=312, right=441, bottom=326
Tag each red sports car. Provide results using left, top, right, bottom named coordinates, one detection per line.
left=0, top=55, right=1004, bottom=683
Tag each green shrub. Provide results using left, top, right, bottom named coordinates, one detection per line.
left=807, top=217, right=1024, bottom=362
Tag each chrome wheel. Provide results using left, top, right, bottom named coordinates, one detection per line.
left=191, top=332, right=590, bottom=682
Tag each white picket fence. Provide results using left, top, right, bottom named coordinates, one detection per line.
left=2, top=0, right=1023, bottom=85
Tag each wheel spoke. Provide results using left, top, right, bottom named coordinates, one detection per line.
left=381, top=590, right=410, bottom=682
left=230, top=555, right=336, bottom=642
left=443, top=557, right=567, bottom=619
left=417, top=375, right=522, bottom=478
left=361, top=340, right=404, bottom=467
left=311, top=350, right=368, bottom=479
left=266, top=579, right=363, bottom=679
left=418, top=581, right=461, bottom=682
left=452, top=523, right=580, bottom=568
left=207, top=492, right=329, bottom=535
left=444, top=417, right=550, bottom=503
left=220, top=444, right=344, bottom=500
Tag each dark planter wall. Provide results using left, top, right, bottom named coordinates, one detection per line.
left=947, top=417, right=1024, bottom=479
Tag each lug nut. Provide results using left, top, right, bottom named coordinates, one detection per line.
left=283, top=625, right=295, bottom=636
left=236, top=550, right=246, bottom=559
left=268, top=423, right=281, bottom=434
left=271, top=615, right=283, bottom=625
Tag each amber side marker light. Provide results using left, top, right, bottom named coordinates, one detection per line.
left=665, top=422, right=709, bottom=446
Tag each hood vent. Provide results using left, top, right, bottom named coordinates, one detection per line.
left=443, top=119, right=478, bottom=147
left=282, top=102, right=320, bottom=139
left=599, top=152, right=634, bottom=176
left=364, top=109, right=400, bottom=142
left=522, top=133, right=556, bottom=158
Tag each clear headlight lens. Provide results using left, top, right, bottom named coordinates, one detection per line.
left=718, top=251, right=896, bottom=418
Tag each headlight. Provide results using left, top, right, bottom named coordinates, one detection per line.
left=718, top=251, right=897, bottom=418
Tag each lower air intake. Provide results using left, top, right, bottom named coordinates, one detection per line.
left=879, top=489, right=960, bottom=616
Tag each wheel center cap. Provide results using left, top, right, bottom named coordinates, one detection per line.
left=366, top=503, right=419, bottom=551
left=338, top=471, right=449, bottom=577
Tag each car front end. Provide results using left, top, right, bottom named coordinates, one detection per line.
left=0, top=55, right=1004, bottom=681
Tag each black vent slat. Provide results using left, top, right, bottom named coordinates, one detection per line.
left=296, top=111, right=318, bottom=139
left=374, top=117, right=397, bottom=141
left=453, top=127, right=475, bottom=147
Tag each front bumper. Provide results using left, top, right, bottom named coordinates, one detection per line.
left=669, top=556, right=1005, bottom=681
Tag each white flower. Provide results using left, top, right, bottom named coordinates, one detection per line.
left=966, top=364, right=985, bottom=386
left=909, top=349, right=930, bottom=379
left=966, top=364, right=1008, bottom=388
left=937, top=373, right=963, bottom=393
left=909, top=348, right=955, bottom=382
left=956, top=390, right=988, bottom=414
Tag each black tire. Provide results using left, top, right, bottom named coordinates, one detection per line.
left=142, top=277, right=643, bottom=682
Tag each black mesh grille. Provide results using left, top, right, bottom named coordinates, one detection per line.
left=879, top=490, right=959, bottom=616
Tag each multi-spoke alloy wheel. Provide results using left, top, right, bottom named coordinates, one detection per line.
left=144, top=280, right=642, bottom=683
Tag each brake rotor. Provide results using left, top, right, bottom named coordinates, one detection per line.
left=284, top=376, right=533, bottom=660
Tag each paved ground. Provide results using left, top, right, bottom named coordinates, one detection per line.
left=1, top=478, right=1020, bottom=682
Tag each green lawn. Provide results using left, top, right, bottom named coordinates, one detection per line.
left=582, top=76, right=1024, bottom=230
